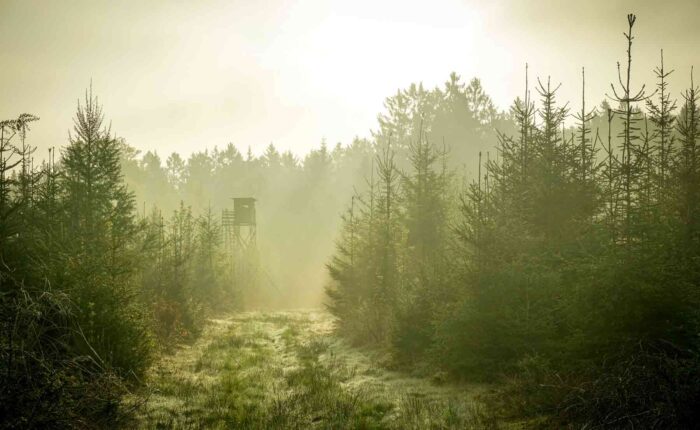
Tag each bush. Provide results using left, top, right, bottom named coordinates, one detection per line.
left=0, top=284, right=127, bottom=429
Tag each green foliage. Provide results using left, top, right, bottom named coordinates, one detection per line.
left=3, top=10, right=700, bottom=428
left=60, top=87, right=153, bottom=377
left=1, top=106, right=139, bottom=428
left=0, top=87, right=236, bottom=427
left=326, top=122, right=457, bottom=356
left=326, top=14, right=700, bottom=428
left=138, top=201, right=233, bottom=343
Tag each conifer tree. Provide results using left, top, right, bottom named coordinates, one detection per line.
left=647, top=50, right=677, bottom=206
left=675, top=69, right=700, bottom=253
left=574, top=68, right=597, bottom=184
left=194, top=205, right=227, bottom=305
left=608, top=14, right=648, bottom=245
left=61, top=86, right=151, bottom=375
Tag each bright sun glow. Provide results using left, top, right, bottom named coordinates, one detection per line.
left=1, top=0, right=698, bottom=158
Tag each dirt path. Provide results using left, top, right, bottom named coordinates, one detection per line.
left=124, top=310, right=498, bottom=429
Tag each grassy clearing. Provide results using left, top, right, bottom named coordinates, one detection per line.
left=122, top=310, right=499, bottom=429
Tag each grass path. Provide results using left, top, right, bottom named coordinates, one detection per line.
left=123, top=310, right=499, bottom=429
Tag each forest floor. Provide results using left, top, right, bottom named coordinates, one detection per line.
left=121, top=310, right=502, bottom=429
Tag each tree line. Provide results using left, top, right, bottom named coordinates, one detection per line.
left=0, top=87, right=237, bottom=427
left=0, top=71, right=505, bottom=427
left=325, top=14, right=700, bottom=428
left=4, top=12, right=694, bottom=428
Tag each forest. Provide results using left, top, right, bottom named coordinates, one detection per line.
left=2, top=8, right=700, bottom=430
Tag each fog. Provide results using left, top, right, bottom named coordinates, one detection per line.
left=2, top=0, right=698, bottom=158
left=3, top=2, right=700, bottom=428
left=4, top=0, right=699, bottom=308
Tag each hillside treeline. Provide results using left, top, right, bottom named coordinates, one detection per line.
left=326, top=15, right=700, bottom=428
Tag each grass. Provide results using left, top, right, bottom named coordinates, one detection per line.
left=121, top=310, right=499, bottom=429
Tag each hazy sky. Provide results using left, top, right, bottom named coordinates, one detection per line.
left=1, top=0, right=699, bottom=159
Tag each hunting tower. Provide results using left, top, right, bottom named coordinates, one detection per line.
left=222, top=197, right=258, bottom=291
left=222, top=197, right=257, bottom=252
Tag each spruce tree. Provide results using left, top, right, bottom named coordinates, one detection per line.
left=675, top=70, right=700, bottom=253
left=61, top=86, right=151, bottom=375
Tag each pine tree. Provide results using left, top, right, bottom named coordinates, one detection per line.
left=608, top=14, right=649, bottom=246
left=402, top=133, right=447, bottom=261
left=392, top=128, right=452, bottom=361
left=0, top=114, right=39, bottom=250
left=675, top=69, right=700, bottom=253
left=647, top=50, right=677, bottom=206
left=194, top=205, right=226, bottom=305
left=61, top=86, right=151, bottom=375
left=574, top=68, right=597, bottom=184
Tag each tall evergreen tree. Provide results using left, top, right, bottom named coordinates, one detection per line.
left=61, top=86, right=151, bottom=375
